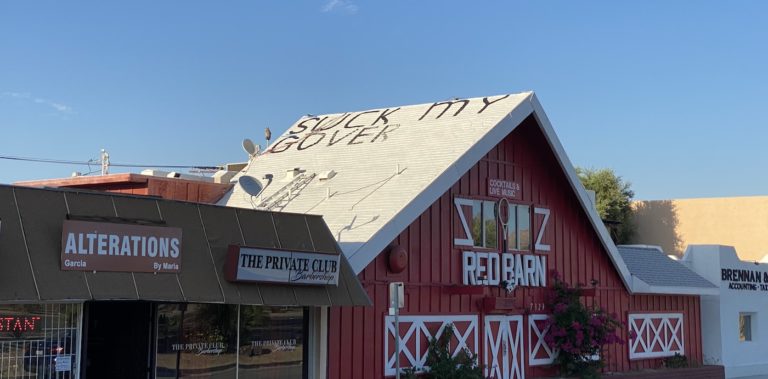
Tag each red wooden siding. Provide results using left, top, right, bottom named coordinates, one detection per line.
left=328, top=116, right=703, bottom=378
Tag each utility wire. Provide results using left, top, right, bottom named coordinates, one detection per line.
left=0, top=154, right=223, bottom=170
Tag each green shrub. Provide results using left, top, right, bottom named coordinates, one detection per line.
left=401, top=324, right=484, bottom=379
left=662, top=353, right=688, bottom=369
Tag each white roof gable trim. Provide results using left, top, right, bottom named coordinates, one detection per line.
left=631, top=275, right=719, bottom=296
left=223, top=92, right=642, bottom=292
left=526, top=96, right=633, bottom=292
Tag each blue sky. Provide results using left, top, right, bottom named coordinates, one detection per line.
left=1, top=1, right=766, bottom=200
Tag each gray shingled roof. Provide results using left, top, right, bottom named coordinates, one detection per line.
left=617, top=246, right=716, bottom=289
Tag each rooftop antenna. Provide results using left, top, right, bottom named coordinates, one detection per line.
left=264, top=127, right=272, bottom=149
left=100, top=149, right=110, bottom=175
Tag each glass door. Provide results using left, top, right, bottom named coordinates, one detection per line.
left=82, top=302, right=152, bottom=379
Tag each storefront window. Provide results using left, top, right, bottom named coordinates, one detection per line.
left=518, top=205, right=531, bottom=250
left=483, top=201, right=498, bottom=249
left=238, top=306, right=304, bottom=379
left=508, top=204, right=518, bottom=249
left=472, top=200, right=483, bottom=246
left=156, top=304, right=238, bottom=378
left=472, top=200, right=498, bottom=249
left=156, top=304, right=306, bottom=379
left=739, top=313, right=754, bottom=342
left=507, top=204, right=531, bottom=251
left=0, top=303, right=81, bottom=379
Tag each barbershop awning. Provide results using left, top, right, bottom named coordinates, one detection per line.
left=0, top=185, right=370, bottom=306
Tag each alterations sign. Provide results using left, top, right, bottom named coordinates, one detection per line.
left=61, top=220, right=182, bottom=273
left=225, top=245, right=340, bottom=286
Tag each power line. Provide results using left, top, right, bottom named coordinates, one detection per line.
left=0, top=154, right=223, bottom=170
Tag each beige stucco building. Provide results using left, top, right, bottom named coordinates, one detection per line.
left=632, top=196, right=768, bottom=261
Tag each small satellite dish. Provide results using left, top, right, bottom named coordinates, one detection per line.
left=238, top=175, right=263, bottom=196
left=242, top=138, right=258, bottom=157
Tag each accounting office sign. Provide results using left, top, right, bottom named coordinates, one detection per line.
left=225, top=245, right=340, bottom=286
left=721, top=267, right=768, bottom=291
left=61, top=220, right=182, bottom=273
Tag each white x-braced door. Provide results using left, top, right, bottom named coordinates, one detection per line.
left=484, top=315, right=524, bottom=379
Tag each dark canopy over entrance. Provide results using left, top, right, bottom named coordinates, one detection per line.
left=0, top=185, right=370, bottom=306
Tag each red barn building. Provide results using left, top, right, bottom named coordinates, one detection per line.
left=222, top=92, right=720, bottom=378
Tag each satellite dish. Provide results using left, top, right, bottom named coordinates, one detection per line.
left=242, top=138, right=258, bottom=157
left=238, top=175, right=263, bottom=196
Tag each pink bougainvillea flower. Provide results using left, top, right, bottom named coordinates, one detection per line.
left=571, top=321, right=581, bottom=330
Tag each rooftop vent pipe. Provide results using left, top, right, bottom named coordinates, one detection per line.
left=285, top=168, right=302, bottom=181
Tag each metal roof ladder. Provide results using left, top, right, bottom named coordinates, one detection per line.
left=257, top=172, right=316, bottom=211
